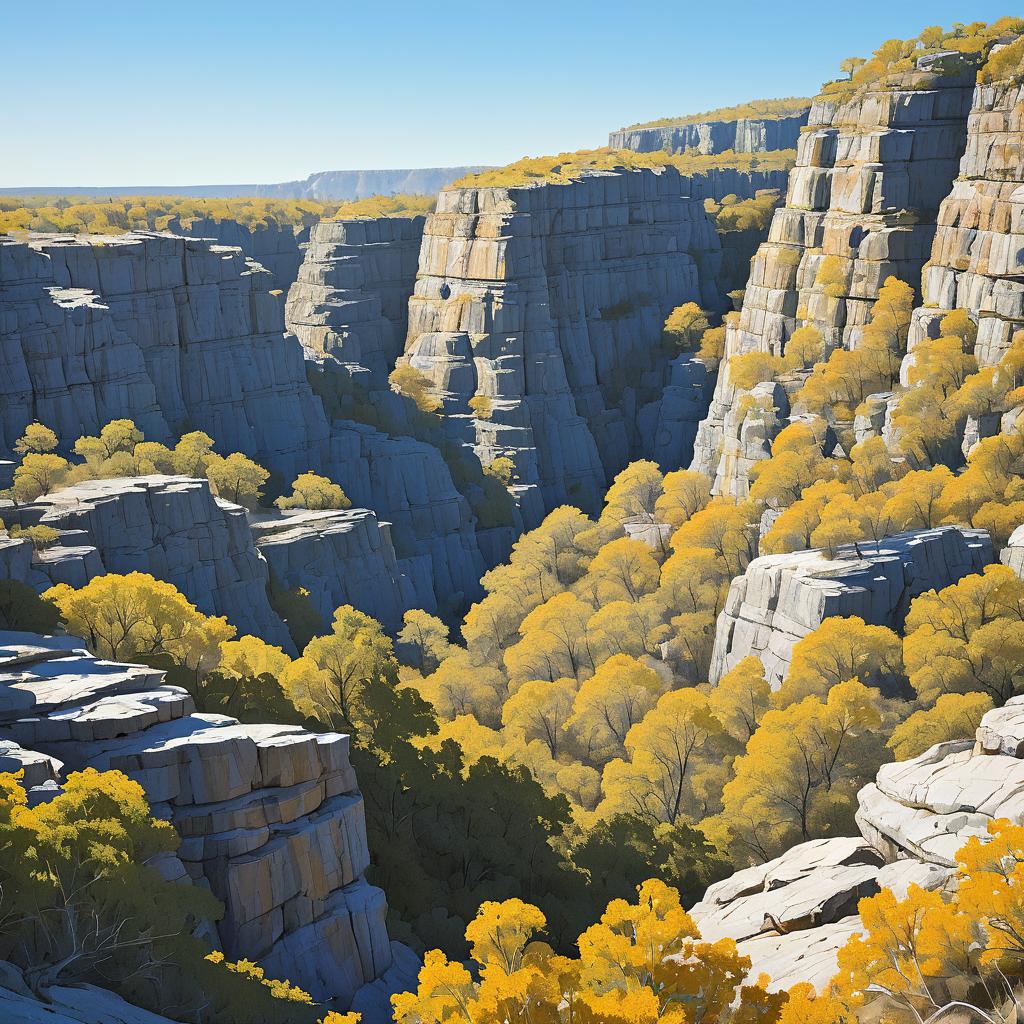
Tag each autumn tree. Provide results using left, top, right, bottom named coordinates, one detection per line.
left=398, top=609, right=452, bottom=674
left=73, top=418, right=143, bottom=464
left=663, top=302, right=710, bottom=351
left=580, top=536, right=661, bottom=604
left=712, top=680, right=890, bottom=862
left=653, top=469, right=712, bottom=531
left=275, top=471, right=351, bottom=511
left=205, top=452, right=269, bottom=509
left=775, top=616, right=905, bottom=705
left=599, top=688, right=730, bottom=825
left=568, top=654, right=665, bottom=763
left=13, top=421, right=58, bottom=455
left=44, top=572, right=233, bottom=677
left=904, top=565, right=1024, bottom=705
left=504, top=592, right=595, bottom=684
left=171, top=430, right=216, bottom=477
left=709, top=656, right=771, bottom=742
left=11, top=453, right=70, bottom=501
left=389, top=363, right=441, bottom=414
left=502, top=677, right=577, bottom=759
left=887, top=691, right=994, bottom=761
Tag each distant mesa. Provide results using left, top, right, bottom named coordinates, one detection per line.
left=0, top=166, right=491, bottom=201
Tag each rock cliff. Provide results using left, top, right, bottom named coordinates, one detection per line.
left=0, top=631, right=394, bottom=1008
left=285, top=217, right=425, bottom=385
left=167, top=215, right=311, bottom=294
left=0, top=231, right=485, bottom=621
left=402, top=167, right=725, bottom=521
left=691, top=56, right=979, bottom=494
left=609, top=109, right=809, bottom=156
left=257, top=168, right=487, bottom=201
left=710, top=526, right=993, bottom=686
left=906, top=76, right=1024, bottom=368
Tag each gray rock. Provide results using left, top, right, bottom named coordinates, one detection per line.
left=609, top=109, right=809, bottom=157
left=0, top=633, right=393, bottom=1007
left=710, top=526, right=992, bottom=686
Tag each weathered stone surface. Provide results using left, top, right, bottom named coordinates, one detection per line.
left=0, top=634, right=392, bottom=1006
left=250, top=507, right=431, bottom=631
left=13, top=475, right=293, bottom=651
left=609, top=110, right=809, bottom=157
left=691, top=59, right=978, bottom=495
left=858, top=697, right=1024, bottom=866
left=286, top=217, right=425, bottom=386
left=710, top=526, right=992, bottom=685
left=690, top=837, right=884, bottom=943
left=404, top=168, right=724, bottom=522
left=0, top=231, right=486, bottom=621
left=1003, top=522, right=1024, bottom=577
left=907, top=79, right=1024, bottom=368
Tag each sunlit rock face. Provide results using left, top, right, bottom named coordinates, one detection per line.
left=709, top=526, right=993, bottom=686
left=608, top=109, right=809, bottom=156
left=285, top=216, right=425, bottom=386
left=403, top=167, right=725, bottom=523
left=691, top=57, right=978, bottom=496
left=0, top=232, right=485, bottom=621
left=0, top=632, right=393, bottom=1007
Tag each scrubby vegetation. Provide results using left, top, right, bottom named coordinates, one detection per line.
left=705, top=189, right=783, bottom=233
left=820, top=16, right=1024, bottom=98
left=450, top=148, right=796, bottom=189
left=621, top=96, right=811, bottom=131
left=0, top=193, right=434, bottom=235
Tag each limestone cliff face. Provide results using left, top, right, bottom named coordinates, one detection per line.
left=0, top=631, right=396, bottom=1008
left=0, top=232, right=485, bottom=619
left=285, top=217, right=425, bottom=385
left=907, top=77, right=1024, bottom=366
left=168, top=215, right=311, bottom=294
left=710, top=526, right=993, bottom=686
left=257, top=167, right=487, bottom=201
left=691, top=58, right=978, bottom=495
left=403, top=168, right=724, bottom=521
left=609, top=110, right=809, bottom=156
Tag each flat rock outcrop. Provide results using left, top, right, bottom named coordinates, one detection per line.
left=250, top=507, right=432, bottom=632
left=11, top=476, right=294, bottom=652
left=0, top=231, right=485, bottom=621
left=691, top=57, right=978, bottom=494
left=710, top=526, right=993, bottom=685
left=0, top=631, right=394, bottom=1008
left=286, top=217, right=425, bottom=385
left=609, top=109, right=809, bottom=156
left=689, top=836, right=951, bottom=993
left=403, top=167, right=724, bottom=521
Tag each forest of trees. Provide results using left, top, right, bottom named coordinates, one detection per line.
left=0, top=193, right=435, bottom=235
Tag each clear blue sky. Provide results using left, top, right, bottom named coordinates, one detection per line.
left=2, top=0, right=1015, bottom=187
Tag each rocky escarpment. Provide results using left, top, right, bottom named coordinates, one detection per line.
left=710, top=526, right=993, bottom=685
left=1, top=474, right=436, bottom=638
left=257, top=168, right=487, bottom=201
left=691, top=55, right=978, bottom=495
left=168, top=215, right=312, bottom=294
left=402, top=167, right=724, bottom=522
left=286, top=217, right=425, bottom=385
left=907, top=76, right=1024, bottom=367
left=0, top=631, right=403, bottom=1008
left=609, top=108, right=809, bottom=156
left=0, top=232, right=485, bottom=621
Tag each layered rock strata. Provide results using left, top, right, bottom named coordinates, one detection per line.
left=691, top=56, right=978, bottom=494
left=609, top=109, right=810, bottom=156
left=709, top=526, right=993, bottom=686
left=0, top=631, right=394, bottom=1007
left=403, top=167, right=724, bottom=520
left=0, top=232, right=485, bottom=620
left=12, top=476, right=293, bottom=651
left=906, top=77, right=1024, bottom=367
left=286, top=217, right=425, bottom=385
left=249, top=507, right=433, bottom=632
left=168, top=215, right=312, bottom=294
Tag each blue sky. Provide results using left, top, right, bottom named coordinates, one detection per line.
left=2, top=0, right=1015, bottom=186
